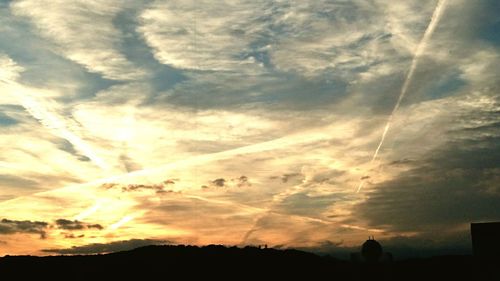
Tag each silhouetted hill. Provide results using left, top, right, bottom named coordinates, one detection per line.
left=0, top=245, right=498, bottom=280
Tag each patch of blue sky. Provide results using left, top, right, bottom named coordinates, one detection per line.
left=479, top=20, right=500, bottom=46
left=0, top=112, right=19, bottom=126
left=476, top=0, right=500, bottom=45
left=426, top=72, right=466, bottom=100
left=0, top=9, right=117, bottom=102
left=112, top=7, right=187, bottom=93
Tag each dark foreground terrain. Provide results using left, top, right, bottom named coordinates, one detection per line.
left=0, top=245, right=498, bottom=280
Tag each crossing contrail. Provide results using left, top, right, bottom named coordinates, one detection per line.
left=1, top=79, right=109, bottom=170
left=356, top=0, right=448, bottom=193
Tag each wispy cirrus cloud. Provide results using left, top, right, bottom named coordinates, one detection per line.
left=11, top=0, right=147, bottom=81
left=0, top=0, right=499, bottom=257
left=138, top=0, right=271, bottom=72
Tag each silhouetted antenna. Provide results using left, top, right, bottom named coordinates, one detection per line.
left=362, top=237, right=383, bottom=263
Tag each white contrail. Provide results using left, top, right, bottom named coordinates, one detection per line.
left=71, top=124, right=334, bottom=189
left=108, top=214, right=135, bottom=231
left=19, top=93, right=109, bottom=170
left=1, top=80, right=109, bottom=170
left=356, top=0, right=448, bottom=193
left=74, top=200, right=105, bottom=221
left=0, top=122, right=336, bottom=211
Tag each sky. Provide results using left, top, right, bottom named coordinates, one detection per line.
left=0, top=0, right=499, bottom=258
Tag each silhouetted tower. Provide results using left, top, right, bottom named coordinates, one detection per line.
left=361, top=236, right=383, bottom=263
left=471, top=222, right=500, bottom=259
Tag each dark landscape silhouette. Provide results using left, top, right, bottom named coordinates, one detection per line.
left=1, top=242, right=498, bottom=280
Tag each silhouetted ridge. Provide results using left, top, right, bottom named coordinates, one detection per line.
left=0, top=245, right=340, bottom=279
left=0, top=245, right=499, bottom=280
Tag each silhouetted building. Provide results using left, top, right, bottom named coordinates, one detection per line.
left=471, top=222, right=500, bottom=259
left=351, top=236, right=392, bottom=263
left=362, top=237, right=383, bottom=262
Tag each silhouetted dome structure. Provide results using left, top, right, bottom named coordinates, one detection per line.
left=361, top=236, right=382, bottom=262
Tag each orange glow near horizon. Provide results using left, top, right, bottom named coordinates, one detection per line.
left=1, top=0, right=498, bottom=257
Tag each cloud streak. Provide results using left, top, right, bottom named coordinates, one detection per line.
left=2, top=80, right=109, bottom=170
left=0, top=0, right=498, bottom=257
left=357, top=0, right=448, bottom=192
left=11, top=0, right=146, bottom=80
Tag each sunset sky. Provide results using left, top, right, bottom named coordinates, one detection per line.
left=0, top=0, right=499, bottom=257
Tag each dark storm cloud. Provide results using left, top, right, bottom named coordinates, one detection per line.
left=355, top=133, right=500, bottom=233
left=302, top=231, right=472, bottom=259
left=0, top=218, right=48, bottom=239
left=55, top=219, right=103, bottom=231
left=377, top=232, right=472, bottom=259
left=42, top=239, right=170, bottom=255
left=355, top=90, right=500, bottom=233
